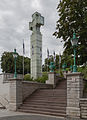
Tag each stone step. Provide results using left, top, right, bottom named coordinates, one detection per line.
left=24, top=99, right=67, bottom=104
left=18, top=79, right=67, bottom=117
left=29, top=95, right=66, bottom=98
left=19, top=106, right=66, bottom=113
left=21, top=104, right=66, bottom=110
left=18, top=109, right=66, bottom=117
left=33, top=92, right=67, bottom=95
left=26, top=97, right=66, bottom=101
left=23, top=101, right=67, bottom=107
left=30, top=96, right=66, bottom=100
left=33, top=92, right=66, bottom=96
left=37, top=89, right=66, bottom=92
left=35, top=90, right=66, bottom=93
left=34, top=92, right=67, bottom=95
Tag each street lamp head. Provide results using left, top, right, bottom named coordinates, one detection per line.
left=71, top=32, right=78, bottom=47
left=13, top=49, right=18, bottom=58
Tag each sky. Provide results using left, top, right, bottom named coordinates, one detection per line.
left=0, top=0, right=64, bottom=72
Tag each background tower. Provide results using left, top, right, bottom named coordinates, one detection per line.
left=29, top=12, right=44, bottom=79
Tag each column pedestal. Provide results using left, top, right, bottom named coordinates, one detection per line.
left=46, top=72, right=57, bottom=88
left=66, top=72, right=83, bottom=118
left=9, top=78, right=22, bottom=111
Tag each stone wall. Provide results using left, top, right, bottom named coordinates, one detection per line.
left=22, top=81, right=52, bottom=101
left=83, top=79, right=87, bottom=97
left=0, top=73, right=23, bottom=109
left=0, top=74, right=10, bottom=108
left=80, top=98, right=87, bottom=119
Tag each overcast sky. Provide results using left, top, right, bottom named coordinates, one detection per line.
left=0, top=0, right=64, bottom=72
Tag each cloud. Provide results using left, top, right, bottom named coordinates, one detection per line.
left=0, top=0, right=63, bottom=68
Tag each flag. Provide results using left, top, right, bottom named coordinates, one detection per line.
left=47, top=48, right=49, bottom=59
left=53, top=51, right=56, bottom=62
left=23, top=40, right=25, bottom=55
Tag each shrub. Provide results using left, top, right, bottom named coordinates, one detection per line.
left=24, top=72, right=48, bottom=83
left=24, top=74, right=33, bottom=81
left=35, top=72, right=48, bottom=83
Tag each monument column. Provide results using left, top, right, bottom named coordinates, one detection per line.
left=29, top=12, right=44, bottom=79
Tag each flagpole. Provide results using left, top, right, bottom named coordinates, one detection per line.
left=59, top=53, right=61, bottom=75
left=59, top=58, right=60, bottom=75
left=47, top=49, right=49, bottom=73
left=23, top=40, right=25, bottom=80
left=47, top=58, right=48, bottom=73
left=53, top=50, right=56, bottom=68
left=23, top=53, right=24, bottom=80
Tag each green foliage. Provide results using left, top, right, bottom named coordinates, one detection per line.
left=43, top=53, right=74, bottom=72
left=1, top=52, right=14, bottom=73
left=62, top=54, right=73, bottom=67
left=1, top=51, right=30, bottom=74
left=24, top=72, right=48, bottom=83
left=24, top=74, right=33, bottom=81
left=43, top=54, right=62, bottom=72
left=43, top=56, right=54, bottom=72
left=54, top=0, right=87, bottom=65
left=35, top=72, right=48, bottom=83
left=55, top=70, right=64, bottom=77
left=78, top=66, right=87, bottom=79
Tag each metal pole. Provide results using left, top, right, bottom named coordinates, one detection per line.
left=14, top=57, right=17, bottom=78
left=59, top=59, right=60, bottom=75
left=73, top=47, right=77, bottom=72
left=47, top=59, right=48, bottom=73
left=23, top=55, right=24, bottom=80
left=74, top=47, right=76, bottom=66
left=59, top=54, right=61, bottom=75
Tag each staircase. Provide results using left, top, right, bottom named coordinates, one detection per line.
left=18, top=79, right=67, bottom=117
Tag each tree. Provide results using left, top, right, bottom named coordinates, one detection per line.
left=1, top=52, right=30, bottom=74
left=54, top=0, right=87, bottom=65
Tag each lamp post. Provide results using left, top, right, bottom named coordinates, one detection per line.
left=13, top=49, right=18, bottom=78
left=71, top=32, right=78, bottom=72
left=49, top=62, right=55, bottom=72
left=62, top=61, right=67, bottom=72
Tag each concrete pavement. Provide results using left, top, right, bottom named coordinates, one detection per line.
left=0, top=109, right=84, bottom=120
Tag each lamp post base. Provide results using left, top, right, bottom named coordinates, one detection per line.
left=73, top=65, right=77, bottom=72
left=14, top=72, right=17, bottom=79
